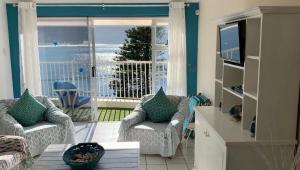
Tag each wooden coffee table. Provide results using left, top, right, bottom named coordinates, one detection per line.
left=32, top=142, right=140, bottom=170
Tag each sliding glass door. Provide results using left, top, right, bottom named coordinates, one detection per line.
left=91, top=17, right=169, bottom=99
left=37, top=17, right=169, bottom=121
left=37, top=18, right=98, bottom=121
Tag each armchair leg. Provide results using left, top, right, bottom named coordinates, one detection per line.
left=71, top=108, right=80, bottom=121
left=183, top=129, right=193, bottom=149
left=185, top=130, right=192, bottom=148
left=71, top=107, right=75, bottom=117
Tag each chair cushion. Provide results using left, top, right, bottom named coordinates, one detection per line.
left=75, top=96, right=91, bottom=108
left=142, top=88, right=177, bottom=123
left=8, top=89, right=47, bottom=127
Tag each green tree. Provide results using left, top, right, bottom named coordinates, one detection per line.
left=109, top=26, right=152, bottom=98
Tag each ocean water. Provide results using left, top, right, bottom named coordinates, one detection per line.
left=39, top=45, right=120, bottom=97
left=39, top=44, right=121, bottom=62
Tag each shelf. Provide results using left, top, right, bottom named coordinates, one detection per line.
left=247, top=56, right=260, bottom=60
left=215, top=81, right=223, bottom=107
left=222, top=89, right=243, bottom=113
left=215, top=78, right=223, bottom=84
left=223, top=87, right=243, bottom=99
left=246, top=18, right=261, bottom=57
left=216, top=57, right=223, bottom=80
left=242, top=95, right=257, bottom=133
left=244, top=58, right=259, bottom=99
left=244, top=91, right=257, bottom=100
left=224, top=63, right=244, bottom=70
left=223, top=65, right=244, bottom=88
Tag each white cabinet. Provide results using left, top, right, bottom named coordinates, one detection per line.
left=202, top=132, right=224, bottom=170
left=194, top=107, right=296, bottom=170
left=195, top=115, right=225, bottom=170
left=203, top=6, right=300, bottom=170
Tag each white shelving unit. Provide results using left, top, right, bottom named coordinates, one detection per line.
left=195, top=6, right=300, bottom=170
left=212, top=7, right=300, bottom=141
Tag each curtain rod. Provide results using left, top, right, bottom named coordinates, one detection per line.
left=12, top=3, right=192, bottom=7
left=12, top=3, right=183, bottom=7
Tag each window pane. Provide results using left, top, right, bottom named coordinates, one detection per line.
left=38, top=25, right=91, bottom=97
left=153, top=50, right=168, bottom=93
left=155, top=26, right=168, bottom=45
left=154, top=50, right=168, bottom=61
left=94, top=24, right=152, bottom=98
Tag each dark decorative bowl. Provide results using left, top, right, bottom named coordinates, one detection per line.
left=63, top=143, right=105, bottom=170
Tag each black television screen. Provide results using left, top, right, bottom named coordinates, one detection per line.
left=219, top=20, right=246, bottom=66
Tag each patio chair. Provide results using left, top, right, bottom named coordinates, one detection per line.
left=53, top=82, right=91, bottom=116
left=118, top=94, right=188, bottom=157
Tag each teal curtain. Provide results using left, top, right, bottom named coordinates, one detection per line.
left=185, top=3, right=199, bottom=96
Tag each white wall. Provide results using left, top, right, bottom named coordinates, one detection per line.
left=197, top=0, right=300, bottom=103
left=0, top=2, right=14, bottom=99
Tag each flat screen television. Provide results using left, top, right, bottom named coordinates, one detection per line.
left=219, top=20, right=246, bottom=66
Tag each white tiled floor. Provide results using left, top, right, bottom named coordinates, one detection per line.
left=141, top=144, right=194, bottom=170
left=74, top=122, right=195, bottom=170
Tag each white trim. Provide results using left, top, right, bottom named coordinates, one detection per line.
left=12, top=3, right=169, bottom=7
left=37, top=17, right=168, bottom=26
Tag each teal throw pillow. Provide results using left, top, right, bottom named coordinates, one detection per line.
left=8, top=89, right=47, bottom=127
left=142, top=87, right=178, bottom=123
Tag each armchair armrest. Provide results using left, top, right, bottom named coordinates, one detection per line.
left=45, top=109, right=72, bottom=125
left=0, top=136, right=27, bottom=154
left=43, top=98, right=75, bottom=144
left=0, top=113, right=25, bottom=137
left=119, top=104, right=146, bottom=130
left=41, top=98, right=72, bottom=125
left=166, top=98, right=189, bottom=138
left=118, top=96, right=151, bottom=141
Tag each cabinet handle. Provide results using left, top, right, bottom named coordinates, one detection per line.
left=203, top=130, right=210, bottom=137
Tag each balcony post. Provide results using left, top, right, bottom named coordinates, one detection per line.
left=71, top=60, right=75, bottom=84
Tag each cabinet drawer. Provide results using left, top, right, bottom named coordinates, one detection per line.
left=196, top=116, right=225, bottom=148
left=195, top=114, right=226, bottom=170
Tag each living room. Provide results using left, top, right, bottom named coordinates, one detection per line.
left=0, top=0, right=300, bottom=170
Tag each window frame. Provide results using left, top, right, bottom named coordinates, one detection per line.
left=151, top=19, right=169, bottom=93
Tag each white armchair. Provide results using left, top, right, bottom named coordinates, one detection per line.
left=118, top=95, right=188, bottom=157
left=0, top=97, right=75, bottom=157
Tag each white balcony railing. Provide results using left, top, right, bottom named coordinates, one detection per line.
left=40, top=60, right=167, bottom=99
